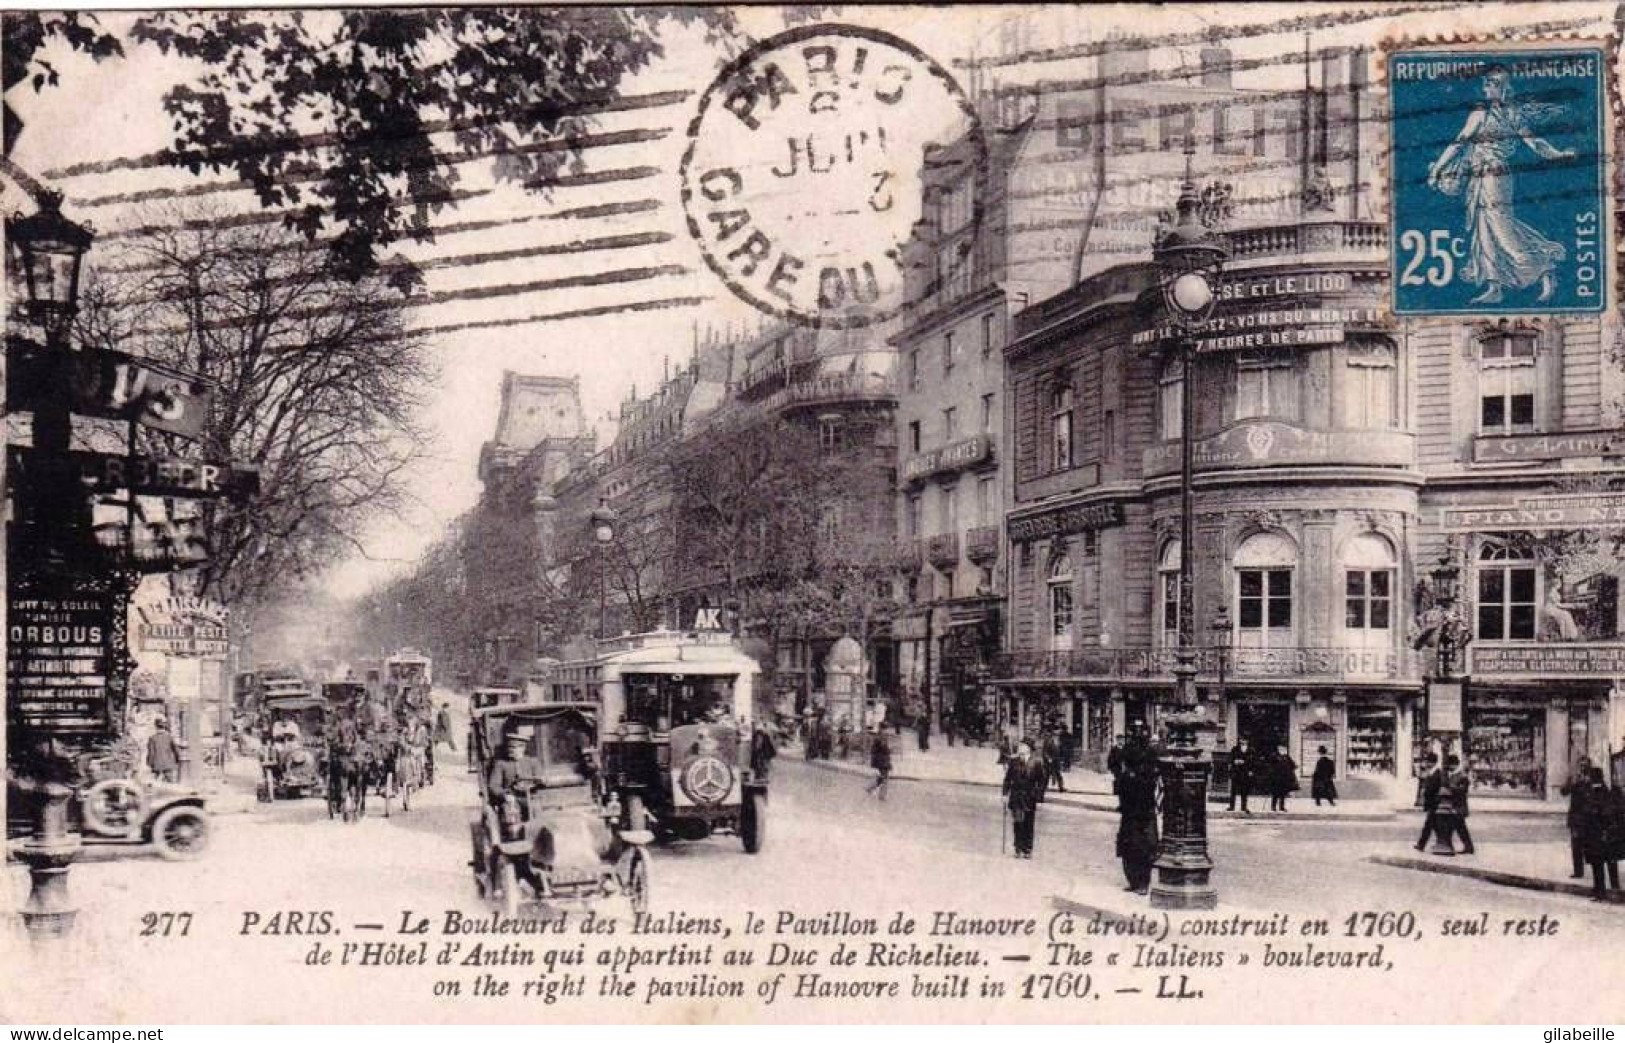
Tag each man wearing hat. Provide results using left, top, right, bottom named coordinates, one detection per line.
left=486, top=730, right=545, bottom=808
left=147, top=717, right=181, bottom=783
left=1002, top=738, right=1047, bottom=859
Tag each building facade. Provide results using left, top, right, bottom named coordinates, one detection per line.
left=997, top=215, right=1624, bottom=801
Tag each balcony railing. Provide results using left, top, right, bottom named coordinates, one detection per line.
left=990, top=645, right=1419, bottom=683
left=965, top=525, right=999, bottom=564
left=1225, top=220, right=1386, bottom=260
left=926, top=532, right=959, bottom=568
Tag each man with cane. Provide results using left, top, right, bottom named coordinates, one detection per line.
left=1002, top=738, right=1046, bottom=859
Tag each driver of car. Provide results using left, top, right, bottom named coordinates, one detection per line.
left=487, top=731, right=545, bottom=806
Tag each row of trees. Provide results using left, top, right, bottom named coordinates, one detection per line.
left=356, top=404, right=912, bottom=695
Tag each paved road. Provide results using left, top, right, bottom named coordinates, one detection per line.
left=5, top=733, right=1619, bottom=1023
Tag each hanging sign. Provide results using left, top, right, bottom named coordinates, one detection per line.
left=8, top=341, right=214, bottom=440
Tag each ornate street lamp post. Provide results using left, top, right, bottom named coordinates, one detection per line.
left=1149, top=143, right=1228, bottom=911
left=7, top=189, right=95, bottom=938
left=590, top=498, right=618, bottom=640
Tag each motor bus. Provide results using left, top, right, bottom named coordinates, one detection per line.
left=549, top=628, right=766, bottom=853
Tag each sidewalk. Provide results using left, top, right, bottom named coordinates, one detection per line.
left=1368, top=841, right=1625, bottom=905
left=792, top=737, right=1564, bottom=822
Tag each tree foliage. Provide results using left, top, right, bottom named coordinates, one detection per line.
left=74, top=210, right=435, bottom=612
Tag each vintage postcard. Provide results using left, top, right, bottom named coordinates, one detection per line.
left=3, top=1, right=1625, bottom=1026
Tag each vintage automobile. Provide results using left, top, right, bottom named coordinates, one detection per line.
left=260, top=695, right=329, bottom=800
left=468, top=700, right=650, bottom=917
left=6, top=745, right=210, bottom=861
left=549, top=628, right=767, bottom=853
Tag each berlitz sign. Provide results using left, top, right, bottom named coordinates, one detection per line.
left=1473, top=430, right=1623, bottom=462
left=1008, top=501, right=1124, bottom=542
left=903, top=435, right=993, bottom=482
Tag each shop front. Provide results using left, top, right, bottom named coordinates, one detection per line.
left=1223, top=686, right=1416, bottom=799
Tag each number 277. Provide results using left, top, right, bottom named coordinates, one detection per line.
left=1399, top=229, right=1459, bottom=287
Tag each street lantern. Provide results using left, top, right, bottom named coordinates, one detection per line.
left=1430, top=555, right=1461, bottom=607
left=589, top=498, right=618, bottom=639
left=8, top=190, right=93, bottom=343
left=1148, top=138, right=1229, bottom=912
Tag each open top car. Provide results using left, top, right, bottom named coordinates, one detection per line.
left=468, top=700, right=650, bottom=917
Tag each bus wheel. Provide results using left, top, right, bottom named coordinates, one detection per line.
left=741, top=793, right=767, bottom=854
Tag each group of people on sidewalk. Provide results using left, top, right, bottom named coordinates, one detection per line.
left=1563, top=758, right=1624, bottom=902
left=1414, top=752, right=1475, bottom=856
left=1220, top=737, right=1336, bottom=814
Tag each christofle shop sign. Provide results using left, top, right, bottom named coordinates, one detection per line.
left=903, top=434, right=993, bottom=482
left=1008, top=501, right=1124, bottom=542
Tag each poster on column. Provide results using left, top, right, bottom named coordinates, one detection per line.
left=4, top=0, right=1624, bottom=1031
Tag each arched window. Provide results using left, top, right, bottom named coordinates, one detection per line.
left=1157, top=540, right=1182, bottom=650
left=1477, top=541, right=1537, bottom=641
left=1048, top=550, right=1074, bottom=652
left=1343, top=533, right=1397, bottom=657
left=1235, top=532, right=1296, bottom=649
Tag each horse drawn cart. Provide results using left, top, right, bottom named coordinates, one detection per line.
left=469, top=700, right=651, bottom=918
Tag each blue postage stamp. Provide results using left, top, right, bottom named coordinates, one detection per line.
left=1389, top=46, right=1610, bottom=316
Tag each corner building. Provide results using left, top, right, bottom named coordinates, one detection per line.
left=996, top=201, right=1625, bottom=800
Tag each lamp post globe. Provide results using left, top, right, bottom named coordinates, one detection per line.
left=590, top=499, right=618, bottom=545
left=589, top=499, right=618, bottom=639
left=1169, top=271, right=1214, bottom=317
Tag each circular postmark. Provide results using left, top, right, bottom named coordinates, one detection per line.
left=680, top=23, right=986, bottom=329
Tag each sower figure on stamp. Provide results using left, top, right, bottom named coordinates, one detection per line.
left=1116, top=726, right=1159, bottom=894
left=1002, top=739, right=1046, bottom=859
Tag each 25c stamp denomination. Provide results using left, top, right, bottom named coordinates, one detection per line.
left=680, top=23, right=984, bottom=329
left=1389, top=44, right=1611, bottom=316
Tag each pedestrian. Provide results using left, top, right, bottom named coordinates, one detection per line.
left=915, top=712, right=930, bottom=752
left=1043, top=729, right=1066, bottom=793
left=864, top=727, right=892, bottom=801
left=1227, top=737, right=1253, bottom=814
left=1311, top=746, right=1338, bottom=807
left=1562, top=757, right=1594, bottom=879
left=1414, top=753, right=1443, bottom=852
left=944, top=710, right=958, bottom=748
left=1428, top=754, right=1469, bottom=856
left=146, top=717, right=181, bottom=783
left=1002, top=738, right=1046, bottom=859
left=750, top=721, right=778, bottom=782
left=434, top=702, right=456, bottom=751
left=1116, top=726, right=1159, bottom=893
left=1057, top=724, right=1075, bottom=773
left=996, top=730, right=1013, bottom=767
left=1444, top=754, right=1475, bottom=855
left=1269, top=745, right=1298, bottom=812
left=1577, top=765, right=1620, bottom=901
left=1107, top=734, right=1126, bottom=795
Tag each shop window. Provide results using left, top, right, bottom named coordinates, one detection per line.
left=1050, top=382, right=1074, bottom=470
left=1477, top=542, right=1537, bottom=641
left=1478, top=331, right=1537, bottom=434
left=1235, top=532, right=1296, bottom=649
left=1345, top=341, right=1398, bottom=429
left=1048, top=551, right=1074, bottom=652
left=1346, top=707, right=1397, bottom=777
left=1157, top=539, right=1182, bottom=650
left=1159, top=355, right=1183, bottom=440
left=1235, top=350, right=1300, bottom=421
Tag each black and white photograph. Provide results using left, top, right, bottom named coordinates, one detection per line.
left=2, top=1, right=1623, bottom=1026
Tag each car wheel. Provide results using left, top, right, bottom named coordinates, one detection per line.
left=741, top=793, right=767, bottom=854
left=623, top=846, right=651, bottom=917
left=152, top=807, right=210, bottom=861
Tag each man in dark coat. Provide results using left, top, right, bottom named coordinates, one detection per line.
left=1268, top=745, right=1298, bottom=812
left=1042, top=730, right=1066, bottom=793
left=1311, top=746, right=1337, bottom=806
left=915, top=712, right=930, bottom=752
left=146, top=718, right=181, bottom=783
left=1577, top=766, right=1620, bottom=900
left=1227, top=737, right=1253, bottom=814
left=1116, top=727, right=1159, bottom=893
left=1562, top=757, right=1594, bottom=878
left=1106, top=735, right=1126, bottom=795
left=1002, top=739, right=1046, bottom=858
left=750, top=722, right=778, bottom=781
left=864, top=728, right=892, bottom=801
left=1414, top=753, right=1443, bottom=852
